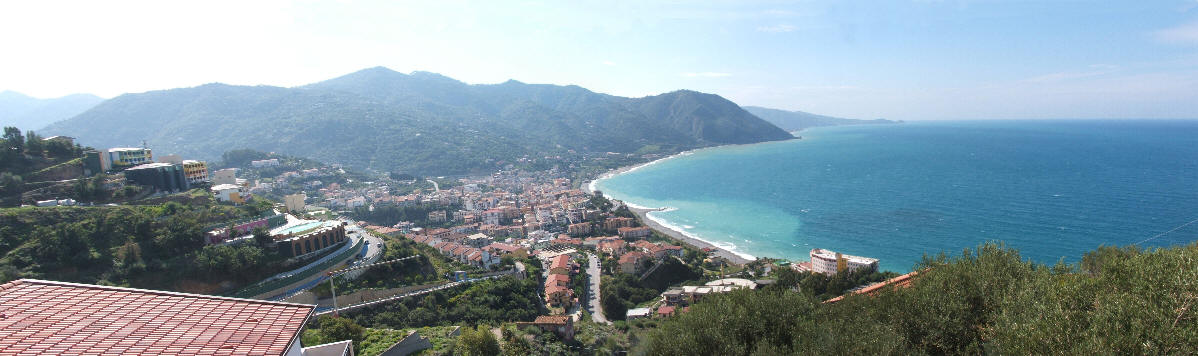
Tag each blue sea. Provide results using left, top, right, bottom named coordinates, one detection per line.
left=592, top=120, right=1198, bottom=272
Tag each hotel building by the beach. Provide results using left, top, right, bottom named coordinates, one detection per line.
left=810, top=248, right=878, bottom=275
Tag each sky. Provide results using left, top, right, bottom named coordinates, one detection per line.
left=1, top=0, right=1197, bottom=120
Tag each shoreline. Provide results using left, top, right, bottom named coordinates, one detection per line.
left=582, top=124, right=899, bottom=267
left=581, top=139, right=806, bottom=267
left=583, top=132, right=807, bottom=195
left=628, top=206, right=753, bottom=265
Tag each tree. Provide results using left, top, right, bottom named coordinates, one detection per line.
left=221, top=149, right=270, bottom=168
left=3, top=127, right=24, bottom=154
left=500, top=327, right=534, bottom=356
left=24, top=131, right=43, bottom=156
left=45, top=139, right=75, bottom=157
left=772, top=267, right=802, bottom=291
left=315, top=315, right=364, bottom=347
left=0, top=172, right=23, bottom=196
left=252, top=227, right=274, bottom=248
left=640, top=289, right=820, bottom=355
left=455, top=325, right=500, bottom=356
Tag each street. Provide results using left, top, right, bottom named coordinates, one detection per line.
left=341, top=219, right=383, bottom=264
left=586, top=253, right=609, bottom=324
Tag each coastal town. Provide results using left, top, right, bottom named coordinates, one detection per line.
left=0, top=135, right=902, bottom=355
left=4, top=2, right=1196, bottom=353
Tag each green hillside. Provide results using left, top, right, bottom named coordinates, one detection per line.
left=638, top=242, right=1198, bottom=355
left=43, top=67, right=794, bottom=175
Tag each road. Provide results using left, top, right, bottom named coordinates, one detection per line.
left=586, top=253, right=610, bottom=324
left=340, top=218, right=383, bottom=264
left=248, top=216, right=377, bottom=299
left=426, top=179, right=440, bottom=192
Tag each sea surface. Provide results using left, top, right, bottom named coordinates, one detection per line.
left=592, top=120, right=1198, bottom=272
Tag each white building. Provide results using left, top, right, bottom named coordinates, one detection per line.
left=98, top=147, right=152, bottom=170
left=250, top=158, right=280, bottom=168
left=211, top=184, right=245, bottom=203
left=809, top=248, right=878, bottom=276
left=626, top=307, right=652, bottom=320
left=346, top=196, right=367, bottom=209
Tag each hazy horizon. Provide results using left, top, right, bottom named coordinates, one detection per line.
left=2, top=1, right=1197, bottom=120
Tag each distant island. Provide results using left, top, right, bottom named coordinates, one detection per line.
left=743, top=105, right=900, bottom=132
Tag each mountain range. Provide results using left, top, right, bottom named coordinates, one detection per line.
left=0, top=91, right=104, bottom=131
left=42, top=67, right=805, bottom=174
left=743, top=106, right=898, bottom=132
left=38, top=68, right=894, bottom=175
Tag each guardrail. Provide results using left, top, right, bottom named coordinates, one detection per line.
left=230, top=238, right=365, bottom=299
left=314, top=274, right=510, bottom=316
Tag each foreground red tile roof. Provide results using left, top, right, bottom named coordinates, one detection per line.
left=0, top=279, right=314, bottom=355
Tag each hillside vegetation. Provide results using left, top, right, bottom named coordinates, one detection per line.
left=0, top=127, right=92, bottom=206
left=638, top=242, right=1198, bottom=355
left=0, top=198, right=297, bottom=294
left=43, top=67, right=793, bottom=175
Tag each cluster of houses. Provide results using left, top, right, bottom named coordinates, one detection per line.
left=527, top=233, right=684, bottom=276
left=610, top=240, right=684, bottom=275
left=544, top=254, right=580, bottom=310
left=400, top=230, right=529, bottom=269
left=627, top=278, right=764, bottom=320
left=270, top=169, right=601, bottom=238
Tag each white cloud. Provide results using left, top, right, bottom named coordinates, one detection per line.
left=756, top=24, right=797, bottom=33
left=602, top=61, right=617, bottom=66
left=682, top=72, right=732, bottom=78
left=1023, top=64, right=1120, bottom=83
left=1154, top=21, right=1198, bottom=44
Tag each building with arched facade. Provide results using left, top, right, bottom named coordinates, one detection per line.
left=275, top=221, right=348, bottom=257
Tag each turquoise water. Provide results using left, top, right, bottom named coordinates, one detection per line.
left=593, top=120, right=1198, bottom=272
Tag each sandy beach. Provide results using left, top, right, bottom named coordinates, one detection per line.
left=628, top=206, right=753, bottom=265
left=582, top=151, right=763, bottom=266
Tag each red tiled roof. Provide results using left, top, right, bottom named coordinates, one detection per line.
left=545, top=285, right=573, bottom=296
left=599, top=240, right=627, bottom=249
left=824, top=270, right=921, bottom=304
left=545, top=274, right=570, bottom=286
left=619, top=251, right=648, bottom=264
left=533, top=315, right=571, bottom=325
left=633, top=240, right=656, bottom=248
left=485, top=243, right=521, bottom=253
left=0, top=279, right=314, bottom=355
left=550, top=255, right=572, bottom=270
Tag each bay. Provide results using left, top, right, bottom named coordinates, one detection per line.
left=593, top=120, right=1198, bottom=272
